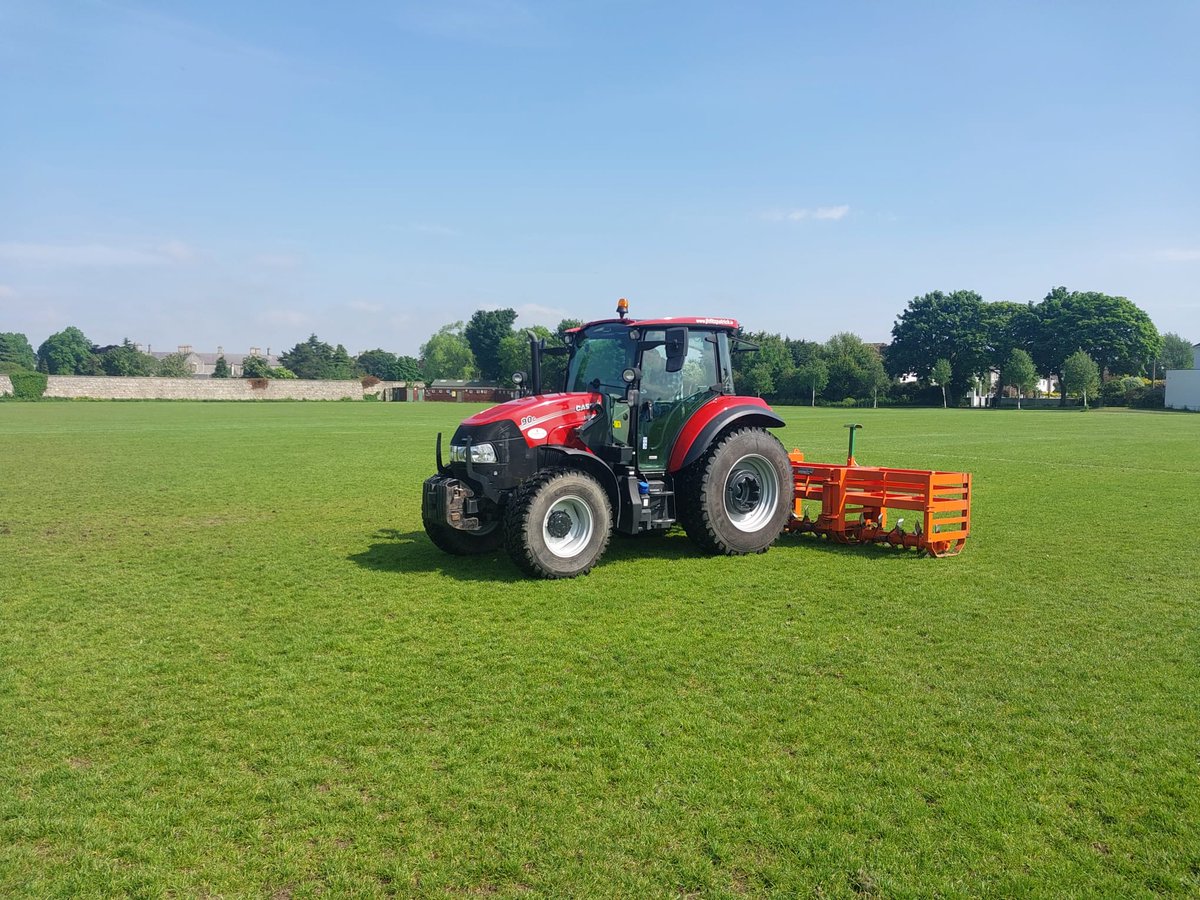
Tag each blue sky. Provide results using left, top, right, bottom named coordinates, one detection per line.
left=2, top=0, right=1198, bottom=357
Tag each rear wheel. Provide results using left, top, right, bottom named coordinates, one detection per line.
left=504, top=469, right=612, bottom=578
left=678, top=427, right=792, bottom=555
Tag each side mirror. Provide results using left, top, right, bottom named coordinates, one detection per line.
left=665, top=327, right=687, bottom=373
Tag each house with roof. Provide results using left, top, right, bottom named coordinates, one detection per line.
left=150, top=346, right=282, bottom=378
left=1164, top=343, right=1200, bottom=410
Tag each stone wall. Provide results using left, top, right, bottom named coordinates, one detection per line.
left=0, top=375, right=12, bottom=397
left=43, top=376, right=364, bottom=401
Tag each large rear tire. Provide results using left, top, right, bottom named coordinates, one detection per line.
left=422, top=515, right=503, bottom=556
left=504, top=469, right=612, bottom=579
left=678, top=427, right=792, bottom=555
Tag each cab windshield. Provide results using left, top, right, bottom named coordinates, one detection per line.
left=565, top=323, right=636, bottom=394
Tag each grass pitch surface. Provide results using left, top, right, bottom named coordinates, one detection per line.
left=1, top=402, right=1197, bottom=897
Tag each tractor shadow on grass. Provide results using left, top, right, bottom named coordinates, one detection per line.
left=348, top=529, right=519, bottom=582
left=350, top=527, right=743, bottom=581
left=351, top=526, right=920, bottom=583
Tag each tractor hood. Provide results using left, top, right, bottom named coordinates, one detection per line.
left=455, top=392, right=603, bottom=450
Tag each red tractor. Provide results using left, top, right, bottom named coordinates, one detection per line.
left=423, top=300, right=973, bottom=578
left=423, top=299, right=795, bottom=578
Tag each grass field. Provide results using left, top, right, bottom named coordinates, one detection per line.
left=1, top=401, right=1197, bottom=898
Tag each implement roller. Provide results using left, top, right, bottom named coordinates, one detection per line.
left=786, top=424, right=972, bottom=557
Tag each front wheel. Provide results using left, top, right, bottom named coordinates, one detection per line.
left=504, top=469, right=612, bottom=578
left=678, top=427, right=792, bottom=555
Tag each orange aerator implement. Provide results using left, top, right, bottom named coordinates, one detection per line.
left=785, top=424, right=972, bottom=557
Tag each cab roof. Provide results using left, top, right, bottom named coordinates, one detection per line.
left=568, top=316, right=740, bottom=332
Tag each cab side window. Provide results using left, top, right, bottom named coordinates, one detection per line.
left=641, top=330, right=718, bottom=403
left=639, top=330, right=671, bottom=402
left=679, top=332, right=718, bottom=400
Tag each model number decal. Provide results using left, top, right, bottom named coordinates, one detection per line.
left=520, top=415, right=536, bottom=427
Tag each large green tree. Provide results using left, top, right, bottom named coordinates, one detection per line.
left=354, top=349, right=424, bottom=382
left=0, top=332, right=36, bottom=371
left=1033, top=288, right=1160, bottom=403
left=1157, top=332, right=1194, bottom=371
left=887, top=290, right=988, bottom=402
left=394, top=355, right=423, bottom=381
left=822, top=332, right=881, bottom=401
left=157, top=351, right=194, bottom=378
left=98, top=339, right=158, bottom=376
left=241, top=354, right=270, bottom=378
left=37, top=326, right=96, bottom=374
left=464, top=308, right=518, bottom=381
left=421, top=322, right=478, bottom=380
left=556, top=318, right=584, bottom=334
left=787, top=338, right=824, bottom=369
left=499, top=332, right=533, bottom=386
left=498, top=326, right=573, bottom=390
left=280, top=334, right=355, bottom=379
left=731, top=331, right=793, bottom=398
left=356, top=348, right=400, bottom=381
left=241, top=355, right=295, bottom=379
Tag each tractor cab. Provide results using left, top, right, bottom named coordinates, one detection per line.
left=554, top=316, right=738, bottom=475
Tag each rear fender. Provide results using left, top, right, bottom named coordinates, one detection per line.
left=668, top=398, right=786, bottom=472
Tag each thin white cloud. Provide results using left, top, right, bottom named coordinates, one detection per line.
left=813, top=205, right=850, bottom=220
left=765, top=205, right=851, bottom=222
left=396, top=0, right=551, bottom=45
left=257, top=309, right=311, bottom=328
left=0, top=241, right=197, bottom=267
left=515, top=302, right=568, bottom=325
left=159, top=239, right=197, bottom=262
left=348, top=300, right=384, bottom=313
left=413, top=223, right=459, bottom=236
left=0, top=284, right=15, bottom=299
left=254, top=253, right=302, bottom=269
left=99, top=1, right=296, bottom=73
left=1157, top=248, right=1200, bottom=262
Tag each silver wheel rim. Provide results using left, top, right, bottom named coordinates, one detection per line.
left=724, top=453, right=780, bottom=533
left=542, top=495, right=594, bottom=558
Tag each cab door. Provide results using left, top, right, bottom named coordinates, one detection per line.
left=635, top=329, right=721, bottom=473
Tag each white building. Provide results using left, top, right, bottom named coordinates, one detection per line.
left=1164, top=344, right=1200, bottom=410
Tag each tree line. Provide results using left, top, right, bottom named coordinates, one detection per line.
left=729, top=287, right=1191, bottom=407
left=2, top=287, right=1192, bottom=408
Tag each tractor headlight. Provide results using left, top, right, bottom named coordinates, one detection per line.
left=449, top=442, right=497, bottom=464
left=470, top=442, right=497, bottom=464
